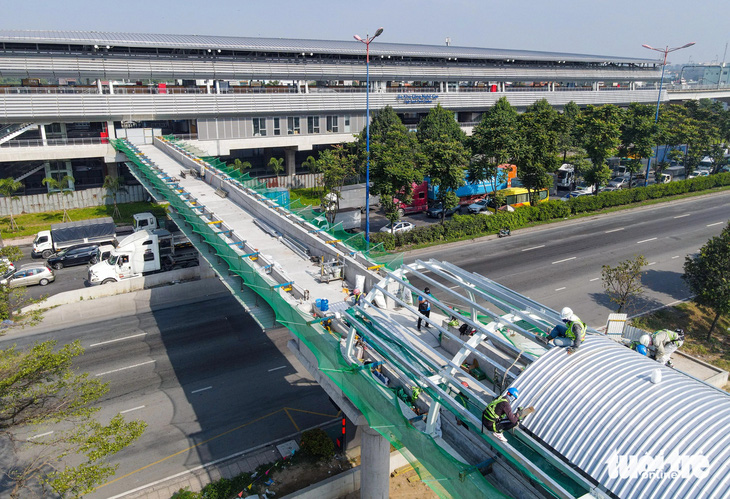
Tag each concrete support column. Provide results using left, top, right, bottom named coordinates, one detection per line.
left=285, top=148, right=296, bottom=176
left=455, top=82, right=459, bottom=92
left=106, top=121, right=116, bottom=140
left=39, top=124, right=47, bottom=146
left=96, top=79, right=103, bottom=94
left=215, top=80, right=221, bottom=94
left=206, top=81, right=212, bottom=94
left=305, top=81, right=309, bottom=93
left=360, top=426, right=389, bottom=499
left=109, top=82, right=114, bottom=95
left=106, top=162, right=119, bottom=178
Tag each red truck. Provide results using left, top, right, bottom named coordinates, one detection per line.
left=395, top=181, right=429, bottom=216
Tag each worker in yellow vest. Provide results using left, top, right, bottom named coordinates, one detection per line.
left=537, top=307, right=586, bottom=354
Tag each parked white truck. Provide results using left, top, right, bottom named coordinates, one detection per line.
left=32, top=213, right=159, bottom=259
left=556, top=164, right=575, bottom=189
left=32, top=217, right=117, bottom=259
left=87, top=229, right=198, bottom=285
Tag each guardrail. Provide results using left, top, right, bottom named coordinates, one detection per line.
left=0, top=137, right=106, bottom=148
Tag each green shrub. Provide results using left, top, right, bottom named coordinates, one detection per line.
left=171, top=488, right=200, bottom=499
left=200, top=477, right=233, bottom=499
left=300, top=428, right=335, bottom=460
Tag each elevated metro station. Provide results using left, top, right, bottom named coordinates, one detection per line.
left=0, top=29, right=664, bottom=199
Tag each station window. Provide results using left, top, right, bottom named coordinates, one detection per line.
left=344, top=115, right=351, bottom=133
left=273, top=118, right=281, bottom=136
left=307, top=116, right=320, bottom=134
left=326, top=116, right=339, bottom=133
left=287, top=117, right=301, bottom=135
left=253, top=118, right=267, bottom=137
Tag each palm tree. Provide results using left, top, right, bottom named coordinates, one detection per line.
left=0, top=177, right=23, bottom=232
left=103, top=175, right=128, bottom=221
left=42, top=175, right=75, bottom=222
left=231, top=158, right=253, bottom=175
left=268, top=157, right=285, bottom=176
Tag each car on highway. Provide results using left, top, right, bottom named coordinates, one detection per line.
left=426, top=203, right=460, bottom=218
left=467, top=199, right=489, bottom=214
left=607, top=176, right=630, bottom=189
left=688, top=170, right=710, bottom=179
left=1, top=264, right=55, bottom=287
left=46, top=243, right=100, bottom=269
left=379, top=221, right=415, bottom=234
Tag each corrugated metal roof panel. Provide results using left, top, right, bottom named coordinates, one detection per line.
left=0, top=29, right=658, bottom=65
left=512, top=336, right=730, bottom=498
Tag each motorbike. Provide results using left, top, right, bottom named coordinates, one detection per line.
left=498, top=228, right=511, bottom=238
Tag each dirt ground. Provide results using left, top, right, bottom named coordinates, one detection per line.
left=264, top=453, right=354, bottom=497
left=339, top=464, right=438, bottom=499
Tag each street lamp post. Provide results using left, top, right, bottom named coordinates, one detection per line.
left=354, top=27, right=383, bottom=246
left=642, top=42, right=695, bottom=186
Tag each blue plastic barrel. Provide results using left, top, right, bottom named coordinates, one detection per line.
left=321, top=299, right=329, bottom=311
left=315, top=298, right=323, bottom=309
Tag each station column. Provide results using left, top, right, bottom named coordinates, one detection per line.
left=360, top=426, right=390, bottom=499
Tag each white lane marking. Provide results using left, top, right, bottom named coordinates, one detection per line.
left=707, top=222, right=724, bottom=227
left=29, top=431, right=53, bottom=440
left=120, top=405, right=146, bottom=414
left=671, top=256, right=680, bottom=259
left=552, top=257, right=576, bottom=264
left=268, top=365, right=287, bottom=372
left=191, top=386, right=213, bottom=394
left=95, top=360, right=155, bottom=377
left=590, top=277, right=600, bottom=282
left=555, top=287, right=566, bottom=291
left=673, top=214, right=690, bottom=219
left=521, top=245, right=545, bottom=252
left=89, top=333, right=147, bottom=347
left=648, top=262, right=657, bottom=266
left=604, top=228, right=624, bottom=233
left=637, top=238, right=657, bottom=244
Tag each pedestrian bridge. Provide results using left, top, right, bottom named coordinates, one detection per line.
left=113, top=136, right=730, bottom=499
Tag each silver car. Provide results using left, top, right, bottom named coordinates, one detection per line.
left=1, top=264, right=55, bottom=288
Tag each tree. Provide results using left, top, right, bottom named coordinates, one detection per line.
left=267, top=157, right=285, bottom=176
left=619, top=103, right=657, bottom=185
left=366, top=107, right=423, bottom=228
left=601, top=255, right=648, bottom=314
left=307, top=146, right=357, bottom=226
left=102, top=175, right=128, bottom=221
left=556, top=101, right=581, bottom=163
left=518, top=99, right=560, bottom=204
left=578, top=105, right=623, bottom=193
left=231, top=158, right=253, bottom=175
left=0, top=178, right=23, bottom=232
left=42, top=175, right=75, bottom=223
left=683, top=225, right=730, bottom=340
left=0, top=340, right=146, bottom=497
left=469, top=97, right=522, bottom=196
left=417, top=105, right=468, bottom=223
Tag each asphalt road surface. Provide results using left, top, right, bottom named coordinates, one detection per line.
left=406, top=191, right=730, bottom=327
left=0, top=296, right=334, bottom=498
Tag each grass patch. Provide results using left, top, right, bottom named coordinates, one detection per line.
left=290, top=187, right=324, bottom=207
left=633, top=302, right=730, bottom=373
left=0, top=202, right=169, bottom=239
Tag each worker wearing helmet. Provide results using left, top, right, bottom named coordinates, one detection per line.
left=416, top=287, right=432, bottom=330
left=537, top=307, right=586, bottom=354
left=481, top=387, right=521, bottom=443
left=652, top=328, right=685, bottom=367
left=628, top=334, right=651, bottom=356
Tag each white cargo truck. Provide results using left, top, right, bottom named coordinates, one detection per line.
left=556, top=164, right=575, bottom=189
left=87, top=229, right=198, bottom=285
left=32, top=217, right=117, bottom=259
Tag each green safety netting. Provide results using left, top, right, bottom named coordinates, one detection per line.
left=113, top=138, right=511, bottom=498
left=161, top=136, right=404, bottom=271
left=122, top=138, right=588, bottom=498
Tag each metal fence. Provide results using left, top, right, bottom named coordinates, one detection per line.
left=0, top=185, right=147, bottom=216
left=1, top=137, right=105, bottom=148
left=261, top=173, right=323, bottom=189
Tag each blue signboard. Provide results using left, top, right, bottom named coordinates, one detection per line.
left=396, top=94, right=439, bottom=104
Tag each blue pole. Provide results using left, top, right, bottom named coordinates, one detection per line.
left=365, top=40, right=371, bottom=247
left=646, top=59, right=666, bottom=187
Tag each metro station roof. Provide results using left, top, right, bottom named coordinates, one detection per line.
left=0, top=29, right=658, bottom=65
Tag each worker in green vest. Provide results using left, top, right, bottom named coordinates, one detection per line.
left=537, top=307, right=586, bottom=354
left=481, top=388, right=520, bottom=443
left=652, top=328, right=685, bottom=367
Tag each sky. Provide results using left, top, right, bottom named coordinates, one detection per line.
left=1, top=0, right=727, bottom=65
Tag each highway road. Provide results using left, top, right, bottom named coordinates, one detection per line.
left=407, top=191, right=730, bottom=327
left=0, top=296, right=335, bottom=498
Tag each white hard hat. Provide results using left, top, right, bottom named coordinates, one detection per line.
left=560, top=307, right=573, bottom=321
left=639, top=334, right=651, bottom=347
